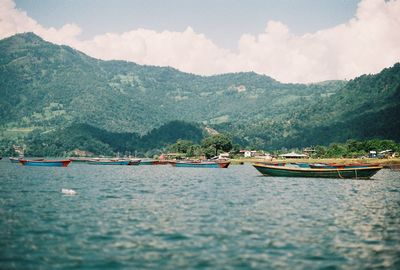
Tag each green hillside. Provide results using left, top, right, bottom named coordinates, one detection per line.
left=0, top=33, right=399, bottom=155
left=224, top=63, right=400, bottom=149
left=21, top=121, right=203, bottom=157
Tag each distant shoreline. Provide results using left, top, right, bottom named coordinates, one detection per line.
left=231, top=158, right=400, bottom=166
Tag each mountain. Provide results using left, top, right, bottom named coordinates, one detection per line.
left=0, top=32, right=399, bottom=154
left=224, top=63, right=400, bottom=149
left=23, top=121, right=204, bottom=157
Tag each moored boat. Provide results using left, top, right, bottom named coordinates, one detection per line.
left=87, top=159, right=131, bottom=165
left=252, top=162, right=382, bottom=179
left=139, top=159, right=171, bottom=165
left=384, top=163, right=400, bottom=171
left=9, top=157, right=22, bottom=163
left=309, top=163, right=381, bottom=169
left=139, top=160, right=157, bottom=165
left=171, top=160, right=230, bottom=168
left=19, top=159, right=71, bottom=167
left=69, top=158, right=93, bottom=163
left=128, top=159, right=141, bottom=165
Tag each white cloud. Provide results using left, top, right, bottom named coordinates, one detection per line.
left=0, top=0, right=81, bottom=44
left=0, top=0, right=399, bottom=83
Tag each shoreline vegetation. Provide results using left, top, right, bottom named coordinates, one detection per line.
left=3, top=137, right=400, bottom=165
left=230, top=157, right=400, bottom=166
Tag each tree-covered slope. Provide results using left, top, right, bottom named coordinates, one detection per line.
left=0, top=33, right=172, bottom=134
left=214, top=63, right=400, bottom=149
left=1, top=32, right=399, bottom=153
left=0, top=33, right=342, bottom=132
left=23, top=121, right=204, bottom=156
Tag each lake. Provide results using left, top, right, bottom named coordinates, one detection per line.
left=1, top=160, right=399, bottom=269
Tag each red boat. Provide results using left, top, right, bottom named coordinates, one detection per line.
left=19, top=159, right=71, bottom=167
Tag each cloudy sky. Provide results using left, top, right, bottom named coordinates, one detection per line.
left=1, top=0, right=399, bottom=83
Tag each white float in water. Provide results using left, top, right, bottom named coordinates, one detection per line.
left=61, top=188, right=77, bottom=195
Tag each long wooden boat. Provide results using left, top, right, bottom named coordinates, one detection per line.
left=19, top=159, right=71, bottom=167
left=309, top=163, right=380, bottom=169
left=87, top=160, right=131, bottom=165
left=139, top=160, right=171, bottom=165
left=69, top=158, right=93, bottom=163
left=252, top=163, right=382, bottom=179
left=171, top=160, right=230, bottom=168
left=11, top=157, right=45, bottom=164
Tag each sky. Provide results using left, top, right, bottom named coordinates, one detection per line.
left=1, top=0, right=399, bottom=83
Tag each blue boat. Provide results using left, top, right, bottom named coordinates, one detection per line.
left=19, top=159, right=71, bottom=167
left=87, top=160, right=131, bottom=165
left=252, top=162, right=382, bottom=179
left=171, top=161, right=230, bottom=168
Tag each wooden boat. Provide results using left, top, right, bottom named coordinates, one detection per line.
left=152, top=160, right=171, bottom=165
left=10, top=157, right=45, bottom=164
left=69, top=158, right=93, bottom=163
left=384, top=163, right=400, bottom=171
left=87, top=159, right=131, bottom=165
left=252, top=162, right=382, bottom=179
left=19, top=159, right=71, bottom=167
left=139, top=160, right=157, bottom=165
left=127, top=159, right=141, bottom=165
left=171, top=160, right=230, bottom=168
left=309, top=163, right=380, bottom=169
left=139, top=159, right=171, bottom=165
left=9, top=157, right=22, bottom=163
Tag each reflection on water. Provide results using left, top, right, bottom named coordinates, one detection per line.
left=0, top=161, right=399, bottom=269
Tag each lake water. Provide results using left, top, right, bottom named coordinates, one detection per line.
left=1, top=160, right=399, bottom=269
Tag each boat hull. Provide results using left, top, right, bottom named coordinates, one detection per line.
left=253, top=164, right=382, bottom=179
left=139, top=160, right=170, bottom=165
left=128, top=160, right=141, bottom=165
left=139, top=160, right=156, bottom=165
left=87, top=160, right=130, bottom=165
left=20, top=159, right=71, bottom=167
left=383, top=163, right=400, bottom=171
left=9, top=157, right=21, bottom=163
left=70, top=158, right=93, bottom=163
left=172, top=161, right=230, bottom=168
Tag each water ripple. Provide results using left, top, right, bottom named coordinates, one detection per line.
left=0, top=161, right=399, bottom=269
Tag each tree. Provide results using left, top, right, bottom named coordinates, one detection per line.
left=326, top=143, right=347, bottom=158
left=314, top=145, right=327, bottom=158
left=167, top=140, right=194, bottom=153
left=201, top=134, right=232, bottom=158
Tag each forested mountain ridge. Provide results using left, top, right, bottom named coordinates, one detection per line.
left=0, top=32, right=399, bottom=154
left=0, top=33, right=342, bottom=133
left=225, top=63, right=400, bottom=149
left=23, top=121, right=204, bottom=156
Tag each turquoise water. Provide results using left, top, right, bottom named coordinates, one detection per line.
left=1, top=160, right=399, bottom=270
